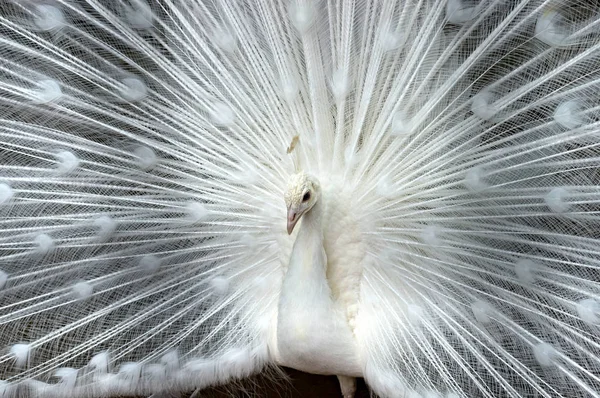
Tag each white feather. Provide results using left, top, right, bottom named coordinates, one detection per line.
left=54, top=367, right=79, bottom=390
left=71, top=282, right=94, bottom=301
left=34, top=233, right=55, bottom=256
left=0, top=270, right=7, bottom=290
left=119, top=77, right=148, bottom=102
left=54, top=150, right=79, bottom=175
left=10, top=344, right=31, bottom=368
left=32, top=79, right=62, bottom=104
left=0, top=183, right=13, bottom=205
left=33, top=5, right=65, bottom=32
left=0, top=1, right=599, bottom=397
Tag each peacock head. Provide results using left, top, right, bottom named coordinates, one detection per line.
left=284, top=172, right=320, bottom=235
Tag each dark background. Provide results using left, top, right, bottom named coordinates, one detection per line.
left=195, top=368, right=371, bottom=397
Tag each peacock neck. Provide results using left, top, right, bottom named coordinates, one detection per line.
left=283, top=198, right=328, bottom=289
left=297, top=199, right=323, bottom=243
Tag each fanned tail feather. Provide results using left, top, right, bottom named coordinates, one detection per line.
left=0, top=1, right=599, bottom=397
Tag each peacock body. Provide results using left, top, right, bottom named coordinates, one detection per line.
left=1, top=0, right=600, bottom=397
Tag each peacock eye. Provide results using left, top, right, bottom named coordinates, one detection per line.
left=302, top=192, right=311, bottom=202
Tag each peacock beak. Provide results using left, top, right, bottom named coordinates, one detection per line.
left=287, top=207, right=299, bottom=235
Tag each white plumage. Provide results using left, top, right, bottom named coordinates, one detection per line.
left=0, top=1, right=599, bottom=397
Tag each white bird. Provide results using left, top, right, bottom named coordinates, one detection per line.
left=0, top=1, right=599, bottom=398
left=278, top=172, right=362, bottom=397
